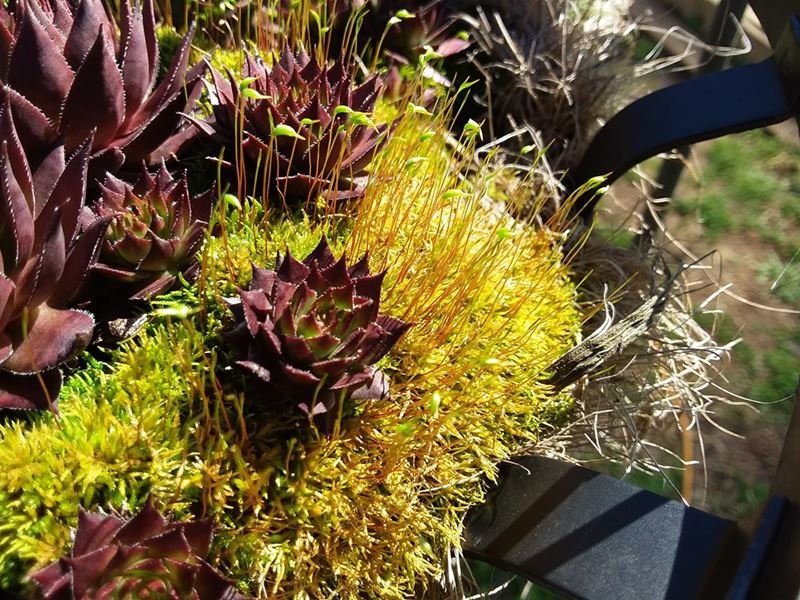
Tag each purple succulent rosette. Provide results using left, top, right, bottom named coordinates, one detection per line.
left=225, top=238, right=411, bottom=429
left=191, top=46, right=391, bottom=205
left=0, top=102, right=109, bottom=412
left=0, top=0, right=204, bottom=178
left=87, top=164, right=214, bottom=302
left=31, top=500, right=246, bottom=600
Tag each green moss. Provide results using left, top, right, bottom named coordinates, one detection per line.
left=0, top=328, right=208, bottom=592
left=156, top=25, right=184, bottom=81
left=0, top=91, right=582, bottom=600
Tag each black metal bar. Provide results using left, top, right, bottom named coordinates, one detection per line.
left=635, top=0, right=748, bottom=248
left=727, top=496, right=788, bottom=600
left=568, top=54, right=799, bottom=219
left=463, top=456, right=740, bottom=600
left=750, top=0, right=800, bottom=49
left=749, top=386, right=800, bottom=597
left=568, top=7, right=800, bottom=221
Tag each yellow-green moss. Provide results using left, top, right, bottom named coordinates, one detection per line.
left=0, top=110, right=580, bottom=599
left=181, top=114, right=580, bottom=597
left=0, top=326, right=209, bottom=593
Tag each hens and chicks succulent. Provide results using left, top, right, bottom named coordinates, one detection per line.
left=226, top=238, right=410, bottom=429
left=194, top=46, right=390, bottom=204
left=0, top=0, right=397, bottom=413
left=32, top=501, right=245, bottom=600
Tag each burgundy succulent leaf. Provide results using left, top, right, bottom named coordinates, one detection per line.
left=369, top=0, right=470, bottom=62
left=0, top=102, right=108, bottom=412
left=31, top=499, right=247, bottom=600
left=87, top=163, right=214, bottom=301
left=224, top=238, right=410, bottom=429
left=193, top=46, right=392, bottom=206
left=0, top=0, right=205, bottom=176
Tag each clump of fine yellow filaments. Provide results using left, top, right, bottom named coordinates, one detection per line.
left=0, top=106, right=581, bottom=599
left=199, top=114, right=581, bottom=598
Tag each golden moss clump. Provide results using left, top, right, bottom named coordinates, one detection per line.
left=0, top=108, right=580, bottom=598
left=183, top=114, right=582, bottom=597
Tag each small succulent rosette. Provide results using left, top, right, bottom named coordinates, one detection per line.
left=31, top=500, right=246, bottom=600
left=361, top=0, right=470, bottom=64
left=0, top=104, right=109, bottom=411
left=87, top=164, right=214, bottom=302
left=193, top=46, right=391, bottom=205
left=0, top=0, right=204, bottom=176
left=225, top=238, right=410, bottom=430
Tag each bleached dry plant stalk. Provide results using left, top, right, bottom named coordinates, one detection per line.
left=534, top=238, right=738, bottom=502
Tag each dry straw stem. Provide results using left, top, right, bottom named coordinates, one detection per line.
left=536, top=234, right=736, bottom=503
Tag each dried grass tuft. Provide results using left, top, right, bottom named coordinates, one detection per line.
left=453, top=0, right=635, bottom=170
left=537, top=233, right=736, bottom=501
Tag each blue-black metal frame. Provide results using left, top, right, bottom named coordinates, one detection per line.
left=567, top=5, right=800, bottom=222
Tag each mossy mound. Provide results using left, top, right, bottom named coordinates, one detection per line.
left=0, top=100, right=580, bottom=600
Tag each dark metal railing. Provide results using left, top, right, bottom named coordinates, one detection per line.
left=566, top=2, right=800, bottom=222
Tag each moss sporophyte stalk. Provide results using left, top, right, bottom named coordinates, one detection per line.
left=0, top=0, right=600, bottom=597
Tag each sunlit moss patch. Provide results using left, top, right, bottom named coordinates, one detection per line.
left=0, top=89, right=580, bottom=600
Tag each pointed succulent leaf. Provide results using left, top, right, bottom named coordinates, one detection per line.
left=1, top=305, right=93, bottom=373
left=350, top=369, right=389, bottom=401
left=51, top=213, right=111, bottom=307
left=70, top=545, right=120, bottom=598
left=0, top=369, right=62, bottom=411
left=2, top=87, right=59, bottom=168
left=236, top=360, right=272, bottom=383
left=137, top=21, right=197, bottom=122
left=38, top=135, right=93, bottom=245
left=63, top=0, right=112, bottom=70
left=0, top=18, right=12, bottom=78
left=73, top=507, right=124, bottom=556
left=119, top=0, right=152, bottom=121
left=7, top=7, right=74, bottom=122
left=31, top=143, right=66, bottom=217
left=0, top=140, right=34, bottom=271
left=21, top=204, right=67, bottom=309
left=28, top=561, right=70, bottom=598
left=61, top=28, right=126, bottom=151
left=0, top=273, right=14, bottom=331
left=128, top=272, right=176, bottom=301
left=119, top=60, right=206, bottom=160
left=328, top=369, right=373, bottom=392
left=0, top=98, right=34, bottom=210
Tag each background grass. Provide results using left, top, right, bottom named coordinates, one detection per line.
left=624, top=127, right=800, bottom=520
left=673, top=130, right=800, bottom=253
